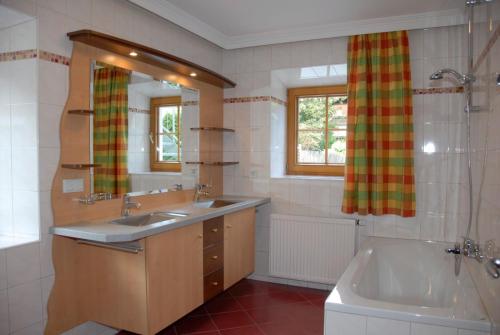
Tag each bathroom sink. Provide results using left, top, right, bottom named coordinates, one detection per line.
left=111, top=213, right=176, bottom=227
left=193, top=200, right=238, bottom=209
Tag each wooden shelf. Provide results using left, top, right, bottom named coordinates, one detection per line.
left=185, top=161, right=239, bottom=166
left=68, top=109, right=93, bottom=115
left=67, top=30, right=236, bottom=89
left=61, top=163, right=101, bottom=169
left=190, top=127, right=235, bottom=133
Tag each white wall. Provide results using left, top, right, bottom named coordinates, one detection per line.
left=222, top=25, right=471, bottom=284
left=0, top=19, right=39, bottom=245
left=0, top=0, right=223, bottom=334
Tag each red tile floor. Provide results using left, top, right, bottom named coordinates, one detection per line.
left=118, top=279, right=329, bottom=335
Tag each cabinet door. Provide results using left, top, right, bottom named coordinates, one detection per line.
left=224, top=208, right=256, bottom=289
left=146, top=222, right=204, bottom=334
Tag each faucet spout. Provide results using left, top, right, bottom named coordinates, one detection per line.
left=122, top=195, right=141, bottom=217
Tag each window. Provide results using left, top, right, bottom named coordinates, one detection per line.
left=287, top=85, right=347, bottom=176
left=150, top=96, right=182, bottom=172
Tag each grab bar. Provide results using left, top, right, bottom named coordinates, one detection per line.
left=77, top=239, right=143, bottom=254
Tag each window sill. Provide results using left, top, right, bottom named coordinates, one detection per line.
left=0, top=234, right=39, bottom=250
left=272, top=175, right=344, bottom=182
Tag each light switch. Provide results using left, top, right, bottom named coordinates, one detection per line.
left=62, top=178, right=84, bottom=193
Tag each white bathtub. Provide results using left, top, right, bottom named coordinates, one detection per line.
left=325, top=237, right=491, bottom=334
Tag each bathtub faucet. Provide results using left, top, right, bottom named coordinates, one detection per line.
left=445, top=243, right=461, bottom=255
left=463, top=238, right=484, bottom=263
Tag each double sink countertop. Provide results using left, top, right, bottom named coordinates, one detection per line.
left=49, top=195, right=270, bottom=243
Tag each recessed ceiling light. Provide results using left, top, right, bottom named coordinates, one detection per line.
left=129, top=51, right=138, bottom=57
left=190, top=72, right=197, bottom=77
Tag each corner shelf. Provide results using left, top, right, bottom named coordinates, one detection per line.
left=185, top=161, right=239, bottom=166
left=68, top=109, right=93, bottom=115
left=61, top=163, right=101, bottom=169
left=190, top=127, right=235, bottom=133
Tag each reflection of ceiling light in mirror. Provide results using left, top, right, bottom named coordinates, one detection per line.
left=190, top=72, right=197, bottom=77
left=299, top=64, right=347, bottom=79
left=423, top=142, right=436, bottom=154
left=129, top=51, right=138, bottom=57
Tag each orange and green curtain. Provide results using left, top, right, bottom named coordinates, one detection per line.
left=341, top=31, right=415, bottom=217
left=93, top=65, right=129, bottom=195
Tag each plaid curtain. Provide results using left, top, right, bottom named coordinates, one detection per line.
left=93, top=66, right=129, bottom=194
left=341, top=31, right=415, bottom=217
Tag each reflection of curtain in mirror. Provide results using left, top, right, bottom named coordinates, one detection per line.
left=93, top=66, right=130, bottom=194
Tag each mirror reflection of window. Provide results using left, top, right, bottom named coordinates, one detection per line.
left=150, top=97, right=182, bottom=172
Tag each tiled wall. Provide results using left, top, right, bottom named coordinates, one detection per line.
left=0, top=0, right=223, bottom=334
left=127, top=85, right=151, bottom=174
left=221, top=25, right=472, bottom=284
left=463, top=2, right=500, bottom=333
left=0, top=19, right=39, bottom=245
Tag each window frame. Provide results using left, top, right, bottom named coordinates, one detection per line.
left=149, top=96, right=182, bottom=172
left=286, top=85, right=347, bottom=176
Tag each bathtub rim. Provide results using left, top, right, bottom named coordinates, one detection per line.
left=325, top=236, right=491, bottom=332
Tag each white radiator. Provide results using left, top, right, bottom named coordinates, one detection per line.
left=269, top=214, right=356, bottom=284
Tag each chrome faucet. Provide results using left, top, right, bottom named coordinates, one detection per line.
left=122, top=195, right=141, bottom=217
left=445, top=238, right=484, bottom=262
left=194, top=184, right=211, bottom=202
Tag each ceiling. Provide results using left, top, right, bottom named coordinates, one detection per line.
left=0, top=5, right=33, bottom=29
left=129, top=0, right=465, bottom=49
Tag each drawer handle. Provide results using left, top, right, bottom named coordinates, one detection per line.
left=226, top=224, right=233, bottom=228
left=198, top=234, right=203, bottom=239
left=212, top=281, right=219, bottom=286
left=211, top=228, right=218, bottom=233
left=211, top=255, right=219, bottom=260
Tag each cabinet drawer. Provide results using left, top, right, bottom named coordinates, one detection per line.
left=203, top=217, right=223, bottom=248
left=204, top=269, right=223, bottom=301
left=203, top=244, right=223, bottom=275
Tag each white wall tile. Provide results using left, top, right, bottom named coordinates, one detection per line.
left=9, top=20, right=36, bottom=51
left=9, top=59, right=36, bottom=105
left=7, top=279, right=42, bottom=332
left=11, top=148, right=38, bottom=191
left=10, top=103, right=37, bottom=148
left=12, top=191, right=39, bottom=237
left=6, top=243, right=40, bottom=288
left=0, top=289, right=9, bottom=334
left=39, top=61, right=68, bottom=106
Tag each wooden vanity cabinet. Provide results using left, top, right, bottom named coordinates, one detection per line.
left=146, top=222, right=204, bottom=334
left=223, top=208, right=256, bottom=289
left=78, top=222, right=204, bottom=335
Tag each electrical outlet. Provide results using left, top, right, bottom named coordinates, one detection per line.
left=62, top=178, right=84, bottom=193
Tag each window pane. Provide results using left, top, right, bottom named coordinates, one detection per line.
left=158, top=134, right=179, bottom=162
left=297, top=131, right=326, bottom=164
left=298, top=97, right=326, bottom=130
left=327, top=130, right=346, bottom=164
left=328, top=95, right=348, bottom=129
left=159, top=106, right=178, bottom=134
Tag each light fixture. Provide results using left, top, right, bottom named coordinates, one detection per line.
left=129, top=51, right=138, bottom=57
left=189, top=72, right=197, bottom=77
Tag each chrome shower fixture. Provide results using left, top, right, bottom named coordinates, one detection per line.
left=465, top=0, right=494, bottom=6
left=429, top=68, right=476, bottom=85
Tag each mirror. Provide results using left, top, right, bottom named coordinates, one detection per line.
left=90, top=62, right=199, bottom=195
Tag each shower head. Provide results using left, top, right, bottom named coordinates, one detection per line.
left=429, top=68, right=476, bottom=85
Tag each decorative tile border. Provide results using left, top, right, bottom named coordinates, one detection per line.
left=223, top=88, right=462, bottom=106
left=39, top=50, right=70, bottom=66
left=182, top=100, right=199, bottom=106
left=473, top=22, right=500, bottom=73
left=224, top=96, right=287, bottom=106
left=0, top=49, right=37, bottom=62
left=0, top=49, right=70, bottom=66
left=412, top=86, right=464, bottom=94
left=129, top=107, right=150, bottom=114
